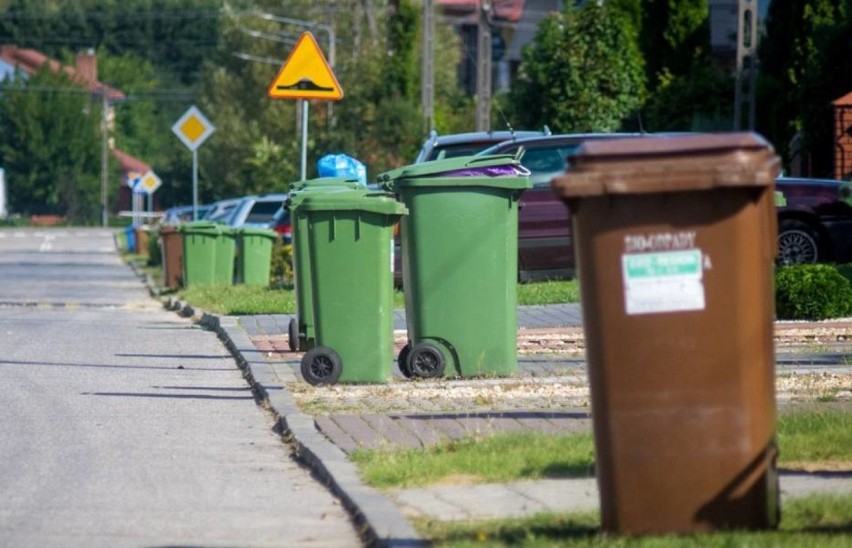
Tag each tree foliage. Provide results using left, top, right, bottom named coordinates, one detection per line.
left=0, top=69, right=101, bottom=222
left=640, top=0, right=709, bottom=89
left=509, top=3, right=646, bottom=133
left=757, top=0, right=850, bottom=176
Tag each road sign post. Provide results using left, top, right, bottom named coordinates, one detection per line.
left=136, top=170, right=162, bottom=224
left=172, top=106, right=215, bottom=220
left=267, top=31, right=343, bottom=181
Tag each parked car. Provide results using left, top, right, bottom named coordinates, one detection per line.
left=265, top=205, right=292, bottom=242
left=220, top=193, right=289, bottom=228
left=202, top=197, right=243, bottom=223
left=161, top=204, right=213, bottom=225
left=478, top=133, right=647, bottom=280
left=414, top=128, right=551, bottom=164
left=775, top=177, right=852, bottom=265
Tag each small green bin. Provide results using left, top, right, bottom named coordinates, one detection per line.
left=379, top=155, right=531, bottom=378
left=214, top=226, right=237, bottom=286
left=179, top=221, right=219, bottom=287
left=287, top=177, right=363, bottom=351
left=236, top=227, right=278, bottom=286
left=298, top=189, right=407, bottom=385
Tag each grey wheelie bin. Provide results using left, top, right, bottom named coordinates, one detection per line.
left=551, top=133, right=781, bottom=535
left=379, top=156, right=531, bottom=379
left=297, top=189, right=407, bottom=385
left=286, top=177, right=362, bottom=351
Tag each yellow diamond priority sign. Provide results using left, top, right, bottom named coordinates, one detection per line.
left=267, top=32, right=343, bottom=101
left=137, top=170, right=162, bottom=195
left=172, top=106, right=215, bottom=151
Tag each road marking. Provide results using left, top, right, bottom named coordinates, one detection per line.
left=38, top=235, right=54, bottom=252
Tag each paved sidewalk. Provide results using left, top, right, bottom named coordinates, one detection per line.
left=157, top=286, right=852, bottom=546
left=388, top=472, right=852, bottom=522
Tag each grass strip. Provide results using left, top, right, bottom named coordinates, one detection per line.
left=350, top=431, right=595, bottom=489
left=172, top=278, right=579, bottom=315
left=517, top=279, right=580, bottom=305
left=352, top=410, right=850, bottom=490
left=418, top=494, right=852, bottom=547
left=777, top=409, right=852, bottom=467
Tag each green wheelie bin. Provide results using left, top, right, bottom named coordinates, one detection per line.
left=236, top=227, right=277, bottom=286
left=287, top=177, right=363, bottom=351
left=379, top=155, right=531, bottom=379
left=297, top=189, right=407, bottom=385
left=213, top=226, right=236, bottom=285
left=179, top=221, right=219, bottom=287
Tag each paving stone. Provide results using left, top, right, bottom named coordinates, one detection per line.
left=314, top=416, right=361, bottom=454
left=329, top=415, right=387, bottom=451
left=420, top=416, right=469, bottom=441
left=361, top=415, right=423, bottom=450
left=391, top=416, right=448, bottom=448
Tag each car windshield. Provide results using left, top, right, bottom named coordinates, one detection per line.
left=428, top=141, right=504, bottom=162
left=245, top=201, right=285, bottom=224
left=479, top=143, right=581, bottom=186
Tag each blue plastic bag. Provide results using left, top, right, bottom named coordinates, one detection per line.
left=317, top=154, right=367, bottom=185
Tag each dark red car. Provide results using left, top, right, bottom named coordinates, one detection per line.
left=394, top=134, right=852, bottom=284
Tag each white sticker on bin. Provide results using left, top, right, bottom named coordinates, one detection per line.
left=622, top=249, right=705, bottom=315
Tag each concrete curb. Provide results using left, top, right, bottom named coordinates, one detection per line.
left=128, top=259, right=424, bottom=546
left=213, top=316, right=425, bottom=547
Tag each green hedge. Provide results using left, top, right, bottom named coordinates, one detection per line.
left=775, top=264, right=852, bottom=321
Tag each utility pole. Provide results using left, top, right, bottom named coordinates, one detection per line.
left=421, top=0, right=435, bottom=132
left=100, top=91, right=108, bottom=227
left=476, top=0, right=492, bottom=132
left=734, top=0, right=758, bottom=130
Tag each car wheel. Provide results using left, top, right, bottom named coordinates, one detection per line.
left=777, top=220, right=820, bottom=266
left=288, top=316, right=299, bottom=352
left=300, top=347, right=342, bottom=386
left=407, top=342, right=446, bottom=379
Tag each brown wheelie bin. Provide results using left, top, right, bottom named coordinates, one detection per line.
left=159, top=225, right=183, bottom=289
left=551, top=133, right=781, bottom=535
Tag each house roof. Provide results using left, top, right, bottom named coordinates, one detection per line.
left=833, top=91, right=852, bottom=107
left=112, top=149, right=151, bottom=175
left=0, top=44, right=125, bottom=101
left=438, top=0, right=525, bottom=23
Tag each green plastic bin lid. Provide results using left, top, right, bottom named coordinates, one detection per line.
left=288, top=177, right=362, bottom=192
left=296, top=189, right=408, bottom=216
left=288, top=185, right=362, bottom=208
left=378, top=154, right=531, bottom=191
left=237, top=227, right=278, bottom=238
left=178, top=220, right=218, bottom=234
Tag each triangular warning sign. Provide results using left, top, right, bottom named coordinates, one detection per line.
left=267, top=32, right=343, bottom=101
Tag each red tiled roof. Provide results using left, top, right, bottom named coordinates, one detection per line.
left=0, top=44, right=125, bottom=101
left=833, top=92, right=852, bottom=107
left=438, top=0, right=525, bottom=22
left=111, top=149, right=151, bottom=175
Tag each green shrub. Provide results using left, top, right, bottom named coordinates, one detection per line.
left=775, top=264, right=852, bottom=320
left=270, top=240, right=293, bottom=287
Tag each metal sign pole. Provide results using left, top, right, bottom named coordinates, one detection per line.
left=147, top=192, right=153, bottom=222
left=301, top=100, right=309, bottom=181
left=192, top=148, right=199, bottom=221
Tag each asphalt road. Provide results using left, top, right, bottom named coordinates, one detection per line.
left=0, top=228, right=359, bottom=547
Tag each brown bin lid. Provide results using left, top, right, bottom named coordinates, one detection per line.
left=552, top=132, right=781, bottom=197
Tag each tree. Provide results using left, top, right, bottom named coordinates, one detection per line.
left=757, top=0, right=849, bottom=175
left=640, top=0, right=709, bottom=90
left=508, top=3, right=646, bottom=133
left=0, top=69, right=101, bottom=222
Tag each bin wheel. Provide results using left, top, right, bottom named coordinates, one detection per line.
left=300, top=347, right=342, bottom=386
left=288, top=317, right=299, bottom=352
left=408, top=342, right=446, bottom=379
left=397, top=344, right=412, bottom=378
